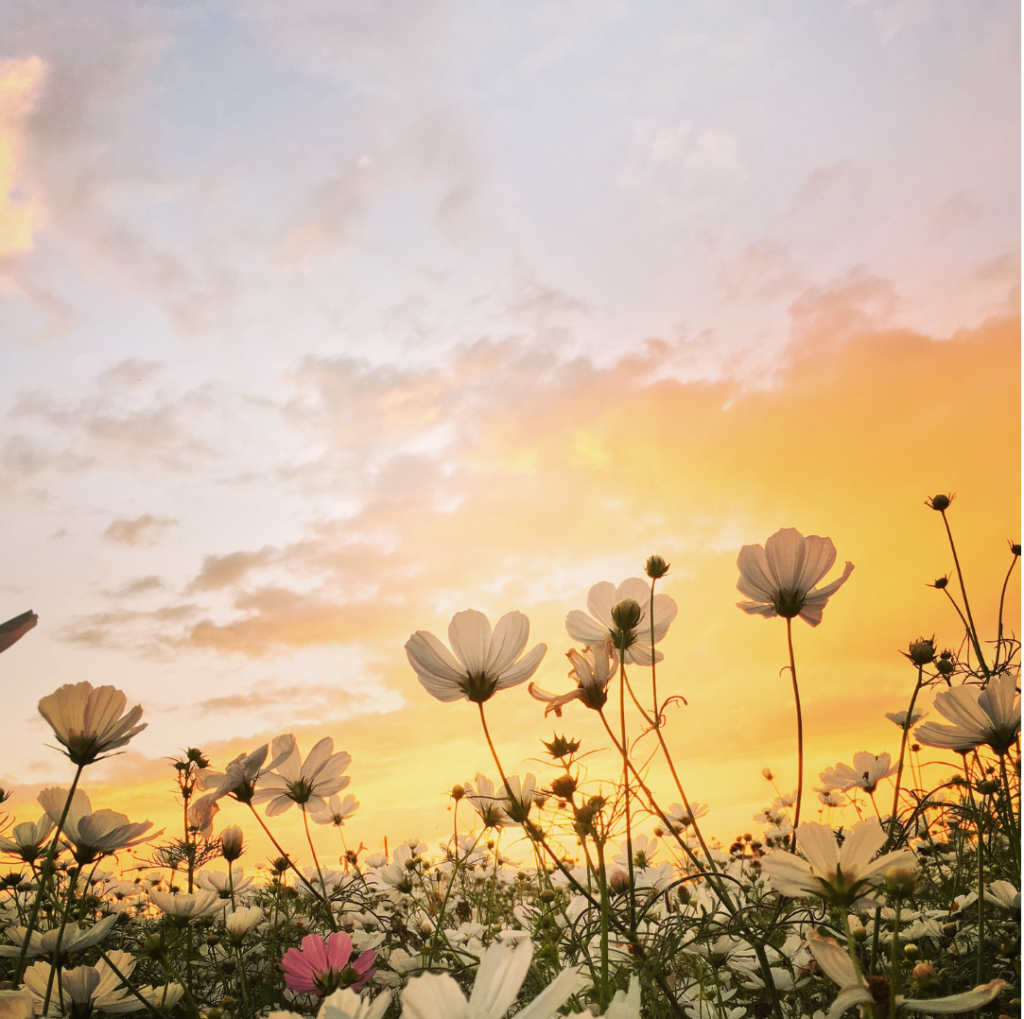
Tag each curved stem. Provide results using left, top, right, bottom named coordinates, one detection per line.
left=302, top=806, right=336, bottom=929
left=618, top=655, right=637, bottom=932
left=994, top=552, right=1019, bottom=670
left=477, top=702, right=510, bottom=789
left=245, top=804, right=330, bottom=909
left=786, top=617, right=804, bottom=848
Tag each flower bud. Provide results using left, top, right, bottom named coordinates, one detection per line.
left=542, top=734, right=581, bottom=760
left=926, top=493, right=953, bottom=511
left=611, top=598, right=642, bottom=631
left=884, top=866, right=920, bottom=898
left=931, top=576, right=949, bottom=589
left=220, top=826, right=244, bottom=862
left=644, top=555, right=670, bottom=579
left=451, top=784, right=466, bottom=802
left=1010, top=542, right=1021, bottom=557
left=761, top=768, right=773, bottom=781
left=936, top=657, right=955, bottom=676
left=912, top=963, right=937, bottom=988
left=903, top=943, right=920, bottom=959
left=608, top=867, right=631, bottom=894
left=550, top=774, right=578, bottom=799
left=905, top=638, right=936, bottom=665
left=851, top=926, right=868, bottom=942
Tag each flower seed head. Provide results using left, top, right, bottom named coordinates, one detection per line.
left=644, top=555, right=670, bottom=579
left=543, top=734, right=581, bottom=760
left=931, top=576, right=949, bottom=589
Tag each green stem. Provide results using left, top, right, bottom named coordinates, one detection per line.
left=889, top=900, right=902, bottom=1019
left=302, top=805, right=337, bottom=930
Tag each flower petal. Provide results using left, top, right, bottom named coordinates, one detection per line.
left=565, top=610, right=608, bottom=644
left=585, top=582, right=619, bottom=628
left=763, top=528, right=809, bottom=593
left=485, top=612, right=529, bottom=677
left=493, top=643, right=547, bottom=689
left=448, top=610, right=492, bottom=676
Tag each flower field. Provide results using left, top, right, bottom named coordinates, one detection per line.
left=0, top=496, right=1018, bottom=1019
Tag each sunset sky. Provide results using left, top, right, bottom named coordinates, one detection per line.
left=1, top=1, right=1019, bottom=866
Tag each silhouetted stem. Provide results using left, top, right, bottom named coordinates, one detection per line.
left=786, top=617, right=804, bottom=848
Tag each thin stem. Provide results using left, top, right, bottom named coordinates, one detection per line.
left=618, top=655, right=637, bottom=933
left=477, top=702, right=510, bottom=789
left=887, top=667, right=925, bottom=845
left=786, top=617, right=804, bottom=847
left=15, top=763, right=85, bottom=982
left=888, top=900, right=903, bottom=1019
left=245, top=804, right=330, bottom=908
left=940, top=510, right=989, bottom=676
left=994, top=552, right=1019, bottom=670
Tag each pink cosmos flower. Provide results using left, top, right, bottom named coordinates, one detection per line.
left=282, top=933, right=376, bottom=996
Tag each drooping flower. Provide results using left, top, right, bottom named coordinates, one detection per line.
left=818, top=753, right=897, bottom=795
left=914, top=674, right=1021, bottom=755
left=38, top=789, right=158, bottom=865
left=188, top=743, right=293, bottom=829
left=282, top=932, right=376, bottom=996
left=400, top=939, right=582, bottom=1019
left=529, top=640, right=616, bottom=716
left=37, top=682, right=146, bottom=766
left=406, top=610, right=546, bottom=703
left=565, top=579, right=677, bottom=665
left=760, top=818, right=916, bottom=908
left=807, top=930, right=1005, bottom=1019
left=310, top=794, right=360, bottom=828
left=736, top=528, right=854, bottom=627
left=253, top=735, right=352, bottom=817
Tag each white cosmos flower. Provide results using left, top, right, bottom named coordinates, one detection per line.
left=983, top=880, right=1021, bottom=911
left=565, top=579, right=677, bottom=665
left=0, top=816, right=55, bottom=863
left=37, top=682, right=146, bottom=767
left=736, top=528, right=853, bottom=627
left=914, top=674, right=1021, bottom=755
left=252, top=735, right=352, bottom=817
left=529, top=640, right=616, bottom=716
left=807, top=930, right=1006, bottom=1019
left=463, top=775, right=512, bottom=829
left=886, top=708, right=926, bottom=730
left=818, top=753, right=897, bottom=794
left=0, top=913, right=119, bottom=961
left=149, top=888, right=226, bottom=920
left=311, top=793, right=360, bottom=827
left=269, top=987, right=391, bottom=1019
left=760, top=818, right=915, bottom=908
left=24, top=950, right=183, bottom=1016
left=225, top=905, right=265, bottom=941
left=400, top=939, right=582, bottom=1019
left=38, top=789, right=157, bottom=865
left=573, top=976, right=641, bottom=1019
left=406, top=610, right=546, bottom=704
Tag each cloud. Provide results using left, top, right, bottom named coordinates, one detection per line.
left=103, top=514, right=176, bottom=547
left=107, top=575, right=165, bottom=597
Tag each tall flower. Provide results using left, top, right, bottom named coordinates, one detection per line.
left=760, top=818, right=915, bottom=908
left=253, top=735, right=352, bottom=817
left=282, top=932, right=376, bottom=996
left=38, top=789, right=158, bottom=865
left=818, top=753, right=897, bottom=795
left=400, top=939, right=582, bottom=1019
left=37, top=683, right=146, bottom=766
left=188, top=743, right=293, bottom=829
left=406, top=610, right=546, bottom=703
left=736, top=528, right=854, bottom=626
left=565, top=579, right=677, bottom=665
left=529, top=640, right=616, bottom=716
left=914, top=674, right=1021, bottom=755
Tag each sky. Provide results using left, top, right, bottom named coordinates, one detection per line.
left=0, top=0, right=1019, bottom=868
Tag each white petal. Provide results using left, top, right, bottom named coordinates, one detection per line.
left=838, top=818, right=886, bottom=874
left=793, top=535, right=838, bottom=594
left=493, top=643, right=547, bottom=689
left=485, top=612, right=530, bottom=676
left=763, top=528, right=809, bottom=592
left=736, top=543, right=778, bottom=602
left=468, top=941, right=532, bottom=1018
left=406, top=632, right=468, bottom=685
left=794, top=823, right=839, bottom=876
left=448, top=610, right=492, bottom=676
left=565, top=610, right=609, bottom=644
left=585, top=582, right=619, bottom=628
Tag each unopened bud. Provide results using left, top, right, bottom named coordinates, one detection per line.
left=906, top=638, right=935, bottom=665
left=885, top=866, right=920, bottom=898
left=644, top=555, right=670, bottom=579
left=608, top=868, right=631, bottom=894
left=903, top=943, right=920, bottom=959
left=1011, top=542, right=1021, bottom=557
left=936, top=657, right=955, bottom=676
left=912, top=963, right=937, bottom=988
left=220, top=826, right=244, bottom=862
left=550, top=774, right=578, bottom=799
left=451, top=785, right=466, bottom=802
left=932, top=576, right=949, bottom=589
left=611, top=598, right=642, bottom=631
left=926, top=493, right=952, bottom=511
left=542, top=734, right=581, bottom=760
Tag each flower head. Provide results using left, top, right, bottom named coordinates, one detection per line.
left=0, top=610, right=37, bottom=655
left=885, top=708, right=926, bottom=731
left=253, top=735, right=352, bottom=817
left=37, top=682, right=146, bottom=766
left=0, top=816, right=55, bottom=864
left=463, top=774, right=512, bottom=829
left=310, top=793, right=360, bottom=828
left=529, top=640, right=615, bottom=717
left=760, top=818, right=915, bottom=908
left=282, top=932, right=376, bottom=996
left=149, top=888, right=226, bottom=921
left=399, top=939, right=582, bottom=1019
left=915, top=674, right=1021, bottom=755
left=818, top=753, right=897, bottom=795
left=38, top=788, right=158, bottom=865
left=566, top=578, right=677, bottom=665
left=736, top=528, right=853, bottom=627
